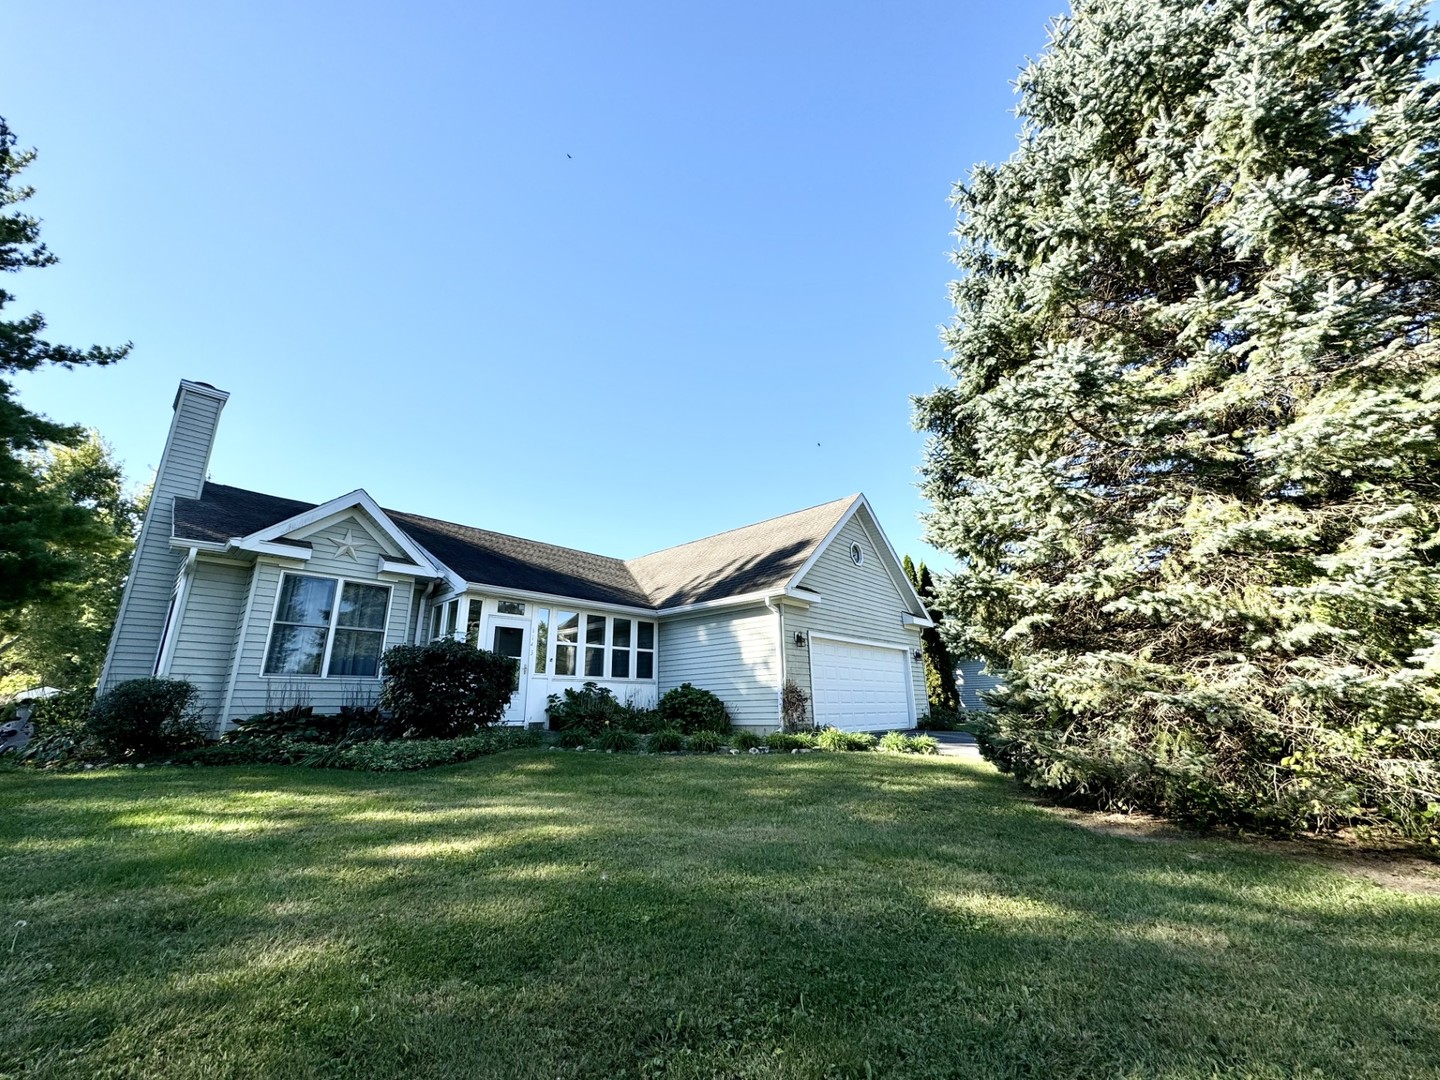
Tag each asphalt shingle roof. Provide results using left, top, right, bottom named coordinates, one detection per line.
left=172, top=483, right=858, bottom=610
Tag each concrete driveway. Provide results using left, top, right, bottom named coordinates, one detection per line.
left=900, top=729, right=980, bottom=758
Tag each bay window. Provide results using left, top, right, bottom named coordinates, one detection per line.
left=264, top=573, right=391, bottom=678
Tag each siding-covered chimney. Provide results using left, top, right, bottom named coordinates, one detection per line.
left=98, top=381, right=230, bottom=691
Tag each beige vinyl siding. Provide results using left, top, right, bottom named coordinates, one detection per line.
left=221, top=516, right=415, bottom=724
left=788, top=514, right=924, bottom=727
left=657, top=605, right=778, bottom=731
left=101, top=386, right=227, bottom=689
left=166, top=560, right=249, bottom=721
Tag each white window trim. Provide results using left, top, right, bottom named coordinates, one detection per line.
left=153, top=550, right=197, bottom=676
left=259, top=571, right=393, bottom=680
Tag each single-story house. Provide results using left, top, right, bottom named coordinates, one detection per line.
left=99, top=381, right=935, bottom=734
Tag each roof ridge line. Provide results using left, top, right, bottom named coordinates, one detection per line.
left=624, top=494, right=860, bottom=565
left=384, top=506, right=635, bottom=568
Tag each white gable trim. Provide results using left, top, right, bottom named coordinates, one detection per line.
left=238, top=540, right=314, bottom=560
left=289, top=507, right=403, bottom=554
left=230, top=489, right=447, bottom=580
left=787, top=495, right=928, bottom=617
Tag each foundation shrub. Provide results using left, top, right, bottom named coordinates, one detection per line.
left=647, top=728, right=685, bottom=753
left=380, top=640, right=516, bottom=737
left=86, top=678, right=206, bottom=759
left=686, top=730, right=724, bottom=753
left=817, top=727, right=877, bottom=753
left=657, top=683, right=730, bottom=734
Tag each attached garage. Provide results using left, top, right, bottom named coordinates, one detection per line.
left=809, top=636, right=914, bottom=732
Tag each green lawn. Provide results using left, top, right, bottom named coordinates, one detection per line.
left=2, top=752, right=1437, bottom=1079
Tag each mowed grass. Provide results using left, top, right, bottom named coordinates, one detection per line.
left=1, top=752, right=1437, bottom=1080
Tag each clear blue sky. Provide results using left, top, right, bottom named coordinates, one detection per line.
left=7, top=0, right=1060, bottom=568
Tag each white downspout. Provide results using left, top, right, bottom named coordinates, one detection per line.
left=766, top=595, right=785, bottom=729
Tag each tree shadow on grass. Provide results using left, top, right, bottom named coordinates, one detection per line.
left=2, top=753, right=1438, bottom=1079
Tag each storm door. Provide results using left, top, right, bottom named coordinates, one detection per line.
left=490, top=619, right=528, bottom=724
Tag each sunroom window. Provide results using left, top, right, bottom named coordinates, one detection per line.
left=584, top=614, right=607, bottom=677
left=554, top=611, right=580, bottom=676
left=539, top=612, right=655, bottom=681
left=264, top=573, right=390, bottom=678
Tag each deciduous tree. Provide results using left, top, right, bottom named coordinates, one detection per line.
left=0, top=433, right=141, bottom=694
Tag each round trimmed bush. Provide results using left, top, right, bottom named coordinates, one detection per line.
left=380, top=640, right=517, bottom=737
left=657, top=683, right=730, bottom=734
left=87, top=678, right=205, bottom=759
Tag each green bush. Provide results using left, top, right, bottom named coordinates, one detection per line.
left=29, top=689, right=95, bottom=733
left=658, top=683, right=730, bottom=734
left=555, top=729, right=590, bottom=749
left=647, top=728, right=684, bottom=753
left=87, top=678, right=205, bottom=759
left=766, top=732, right=819, bottom=752
left=380, top=640, right=516, bottom=737
left=686, top=730, right=724, bottom=753
left=732, top=730, right=763, bottom=751
left=174, top=736, right=312, bottom=767
left=878, top=731, right=939, bottom=755
left=16, top=729, right=104, bottom=768
left=547, top=683, right=624, bottom=733
left=596, top=728, right=636, bottom=753
left=178, top=727, right=543, bottom=771
left=332, top=728, right=542, bottom=771
left=818, top=727, right=877, bottom=752
left=618, top=707, right=664, bottom=734
left=227, top=703, right=393, bottom=745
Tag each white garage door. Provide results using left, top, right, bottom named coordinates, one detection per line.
left=810, top=637, right=911, bottom=733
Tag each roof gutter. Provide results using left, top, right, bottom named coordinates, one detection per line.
left=657, top=586, right=819, bottom=619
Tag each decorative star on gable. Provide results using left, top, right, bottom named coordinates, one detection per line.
left=334, top=528, right=360, bottom=560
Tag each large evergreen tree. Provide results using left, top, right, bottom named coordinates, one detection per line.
left=903, top=553, right=961, bottom=712
left=0, top=116, right=129, bottom=612
left=915, top=0, right=1440, bottom=838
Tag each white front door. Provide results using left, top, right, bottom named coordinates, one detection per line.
left=489, top=619, right=529, bottom=725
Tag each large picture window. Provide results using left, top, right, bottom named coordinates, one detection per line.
left=264, top=574, right=390, bottom=678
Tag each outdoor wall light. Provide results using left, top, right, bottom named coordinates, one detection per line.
left=912, top=649, right=924, bottom=662
left=794, top=632, right=807, bottom=647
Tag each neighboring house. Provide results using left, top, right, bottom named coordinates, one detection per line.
left=100, top=382, right=934, bottom=734
left=956, top=659, right=1003, bottom=711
